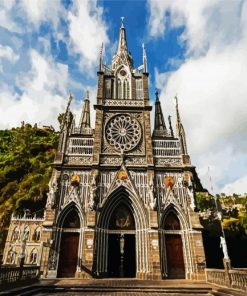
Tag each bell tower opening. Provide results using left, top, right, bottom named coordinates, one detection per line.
left=57, top=209, right=80, bottom=278
left=107, top=202, right=136, bottom=278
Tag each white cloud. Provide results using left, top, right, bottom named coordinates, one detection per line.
left=68, top=0, right=109, bottom=73
left=0, top=50, right=69, bottom=129
left=0, top=45, right=19, bottom=63
left=0, top=0, right=64, bottom=32
left=148, top=0, right=244, bottom=56
left=20, top=0, right=64, bottom=30
left=148, top=0, right=247, bottom=194
left=222, top=174, right=247, bottom=196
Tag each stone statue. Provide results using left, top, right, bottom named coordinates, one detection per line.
left=187, top=187, right=196, bottom=210
left=89, top=172, right=97, bottom=209
left=47, top=181, right=57, bottom=208
left=148, top=178, right=156, bottom=209
left=220, top=236, right=229, bottom=260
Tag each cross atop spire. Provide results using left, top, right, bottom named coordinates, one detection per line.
left=121, top=16, right=125, bottom=28
left=155, top=89, right=159, bottom=101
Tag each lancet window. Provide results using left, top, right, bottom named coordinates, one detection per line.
left=136, top=79, right=143, bottom=99
left=6, top=245, right=15, bottom=264
left=33, top=227, right=41, bottom=241
left=11, top=227, right=20, bottom=241
left=115, top=67, right=131, bottom=99
left=105, top=79, right=112, bottom=98
left=29, top=248, right=38, bottom=264
left=23, top=226, right=30, bottom=241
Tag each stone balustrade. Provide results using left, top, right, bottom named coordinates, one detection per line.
left=205, top=268, right=247, bottom=291
left=0, top=265, right=40, bottom=286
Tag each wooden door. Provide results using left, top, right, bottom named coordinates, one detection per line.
left=57, top=232, right=79, bottom=277
left=165, top=234, right=185, bottom=279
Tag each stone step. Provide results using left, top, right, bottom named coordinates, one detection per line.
left=0, top=280, right=213, bottom=296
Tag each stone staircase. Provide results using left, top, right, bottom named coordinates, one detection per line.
left=0, top=279, right=245, bottom=295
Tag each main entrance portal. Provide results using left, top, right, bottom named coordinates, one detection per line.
left=107, top=203, right=136, bottom=278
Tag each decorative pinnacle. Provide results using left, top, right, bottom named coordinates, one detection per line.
left=86, top=90, right=90, bottom=99
left=155, top=89, right=159, bottom=101
left=121, top=16, right=125, bottom=28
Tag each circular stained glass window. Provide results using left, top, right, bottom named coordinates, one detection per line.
left=105, top=114, right=141, bottom=152
left=120, top=69, right=127, bottom=76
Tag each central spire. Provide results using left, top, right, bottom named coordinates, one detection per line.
left=112, top=17, right=133, bottom=69
left=117, top=16, right=128, bottom=53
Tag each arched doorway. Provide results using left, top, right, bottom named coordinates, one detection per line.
left=94, top=187, right=149, bottom=278
left=107, top=203, right=136, bottom=278
left=162, top=212, right=185, bottom=279
left=57, top=209, right=80, bottom=277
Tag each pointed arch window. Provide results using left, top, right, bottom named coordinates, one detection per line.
left=126, top=80, right=130, bottom=99
left=29, top=248, right=38, bottom=264
left=136, top=79, right=143, bottom=99
left=6, top=245, right=15, bottom=264
left=105, top=79, right=112, bottom=98
left=23, top=226, right=30, bottom=241
left=164, top=212, right=181, bottom=230
left=117, top=79, right=122, bottom=99
left=123, top=80, right=126, bottom=99
left=11, top=227, right=20, bottom=241
left=33, top=227, right=41, bottom=241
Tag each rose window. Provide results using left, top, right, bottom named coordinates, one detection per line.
left=105, top=114, right=141, bottom=151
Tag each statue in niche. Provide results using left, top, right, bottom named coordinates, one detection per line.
left=148, top=178, right=156, bottom=209
left=89, top=172, right=97, bottom=209
left=47, top=177, right=59, bottom=208
left=187, top=186, right=196, bottom=210
left=186, top=177, right=195, bottom=210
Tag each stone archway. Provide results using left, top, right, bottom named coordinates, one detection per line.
left=107, top=202, right=136, bottom=278
left=57, top=208, right=80, bottom=277
left=93, top=186, right=149, bottom=278
left=160, top=210, right=185, bottom=279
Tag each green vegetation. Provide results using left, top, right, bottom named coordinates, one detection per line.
left=196, top=192, right=247, bottom=235
left=0, top=123, right=59, bottom=252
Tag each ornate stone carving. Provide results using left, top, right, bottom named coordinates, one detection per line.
left=104, top=99, right=144, bottom=107
left=64, top=156, right=93, bottom=165
left=48, top=249, right=57, bottom=270
left=105, top=114, right=141, bottom=152
left=154, top=157, right=182, bottom=167
left=101, top=156, right=122, bottom=165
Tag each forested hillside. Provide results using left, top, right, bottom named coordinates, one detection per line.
left=0, top=123, right=59, bottom=252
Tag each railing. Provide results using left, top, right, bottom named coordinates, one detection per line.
left=0, top=265, right=40, bottom=286
left=205, top=268, right=247, bottom=291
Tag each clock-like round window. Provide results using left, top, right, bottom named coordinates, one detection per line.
left=120, top=69, right=127, bottom=77
left=105, top=114, right=141, bottom=151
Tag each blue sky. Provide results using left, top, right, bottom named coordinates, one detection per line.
left=0, top=0, right=247, bottom=195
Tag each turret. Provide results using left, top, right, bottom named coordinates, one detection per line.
left=79, top=91, right=91, bottom=133
left=152, top=90, right=168, bottom=138
left=142, top=43, right=148, bottom=73
left=175, top=96, right=188, bottom=155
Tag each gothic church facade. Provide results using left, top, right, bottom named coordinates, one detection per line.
left=3, top=20, right=206, bottom=280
